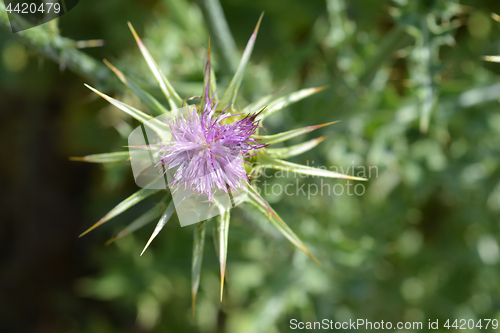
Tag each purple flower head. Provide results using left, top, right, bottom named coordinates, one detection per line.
left=156, top=91, right=265, bottom=200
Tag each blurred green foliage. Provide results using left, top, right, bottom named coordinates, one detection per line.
left=2, top=0, right=500, bottom=332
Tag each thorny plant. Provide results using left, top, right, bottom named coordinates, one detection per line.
left=74, top=15, right=366, bottom=314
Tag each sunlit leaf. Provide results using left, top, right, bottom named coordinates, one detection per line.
left=482, top=56, right=500, bottom=63
left=79, top=187, right=161, bottom=237
left=258, top=86, right=328, bottom=120
left=244, top=184, right=320, bottom=264
left=104, top=59, right=169, bottom=116
left=220, top=13, right=263, bottom=111
left=191, top=221, right=206, bottom=317
left=70, top=151, right=129, bottom=163
left=265, top=136, right=327, bottom=159
left=140, top=201, right=176, bottom=255
left=217, top=210, right=230, bottom=301
left=128, top=22, right=183, bottom=110
left=255, top=121, right=339, bottom=145
left=105, top=197, right=169, bottom=245
left=212, top=218, right=220, bottom=259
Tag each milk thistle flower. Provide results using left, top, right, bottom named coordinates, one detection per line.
left=75, top=14, right=366, bottom=313
left=156, top=90, right=265, bottom=200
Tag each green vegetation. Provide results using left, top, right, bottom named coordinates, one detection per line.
left=1, top=0, right=500, bottom=332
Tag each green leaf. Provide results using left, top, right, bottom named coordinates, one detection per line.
left=265, top=136, right=327, bottom=159
left=70, top=151, right=129, bottom=163
left=191, top=221, right=206, bottom=317
left=254, top=121, right=339, bottom=145
left=258, top=86, right=328, bottom=120
left=257, top=156, right=367, bottom=181
left=84, top=84, right=171, bottom=141
left=104, top=59, right=169, bottom=116
left=217, top=210, right=230, bottom=301
left=105, top=197, right=169, bottom=245
left=128, top=22, right=183, bottom=110
left=212, top=217, right=220, bottom=259
left=244, top=184, right=320, bottom=264
left=482, top=56, right=500, bottom=63
left=140, top=201, right=176, bottom=255
left=220, top=13, right=263, bottom=111
left=79, top=187, right=161, bottom=237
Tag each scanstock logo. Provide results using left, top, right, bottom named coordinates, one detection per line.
left=4, top=0, right=79, bottom=32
